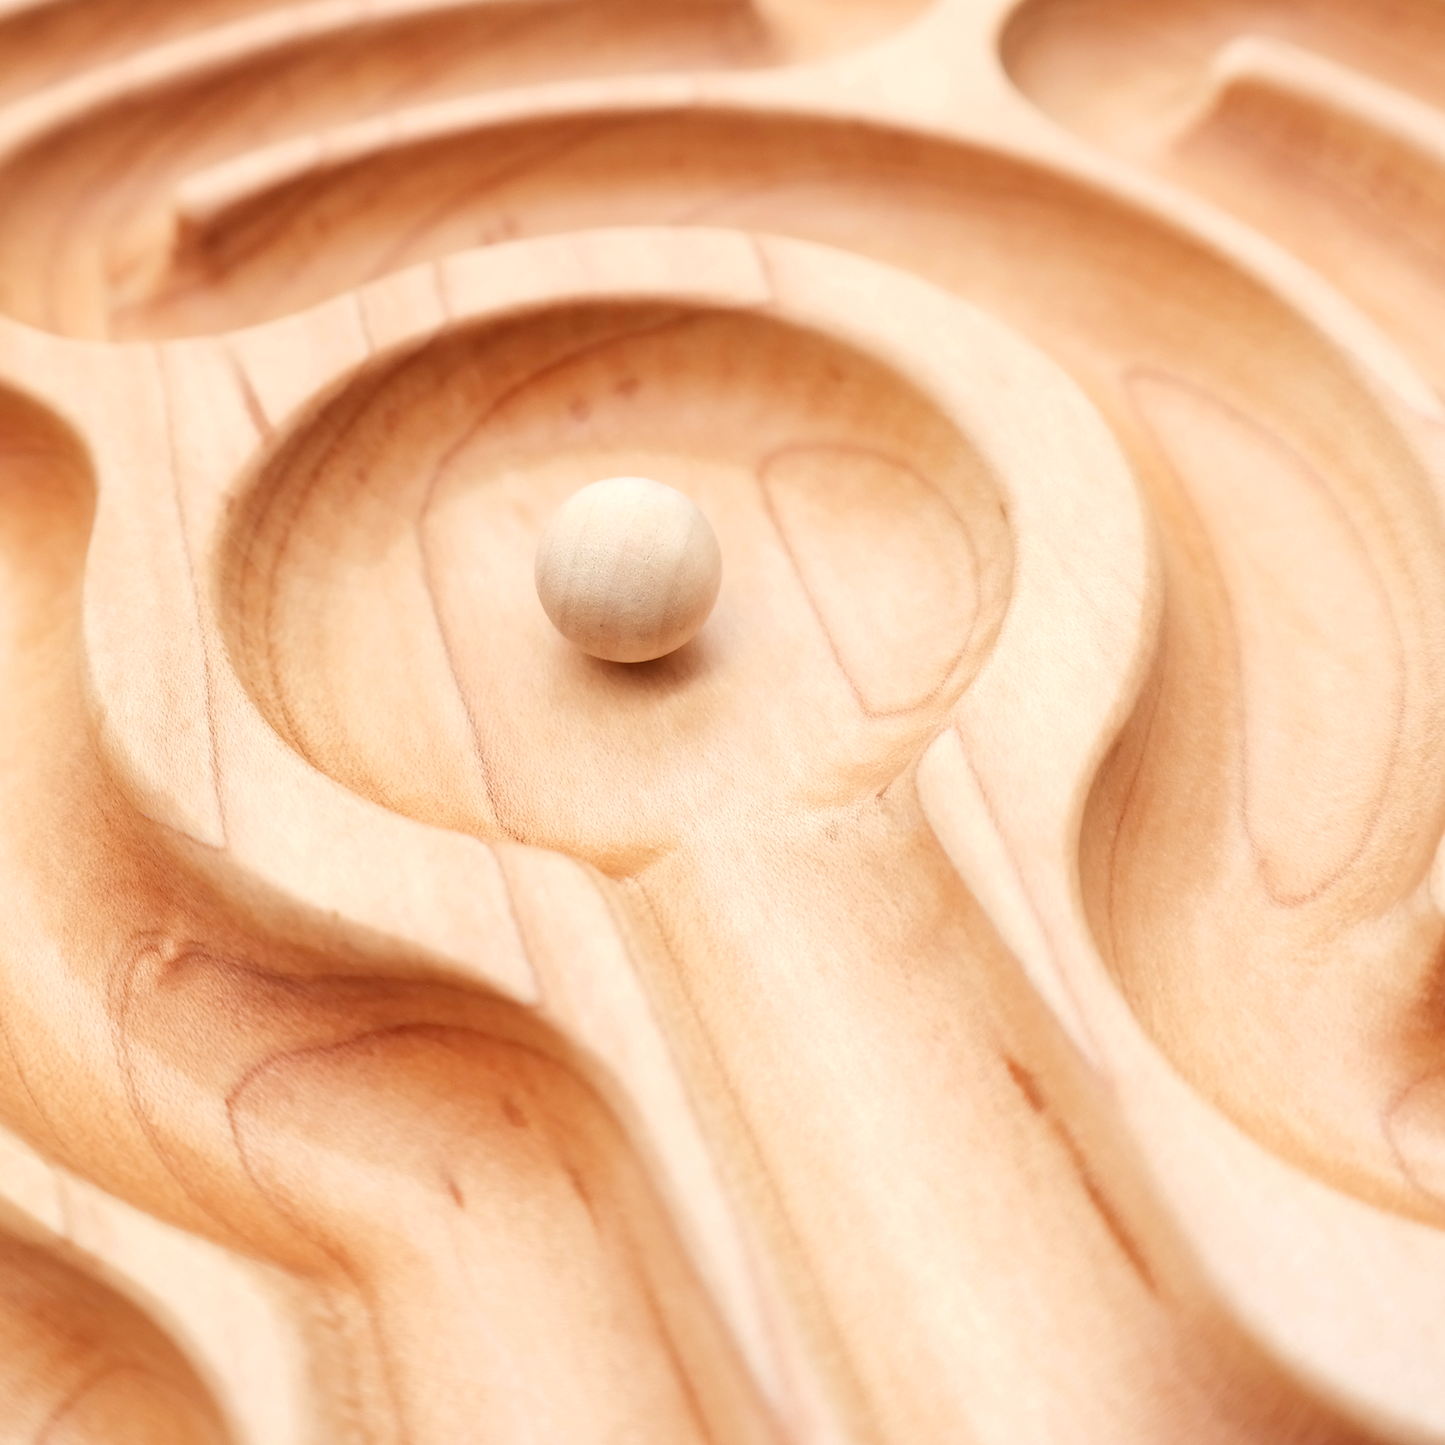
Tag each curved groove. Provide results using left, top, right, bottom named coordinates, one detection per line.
left=219, top=299, right=1012, bottom=861
left=0, top=0, right=934, bottom=112
left=1, top=0, right=1443, bottom=1436
left=0, top=1231, right=232, bottom=1445
left=1003, top=2, right=1445, bottom=391
left=1000, top=0, right=1445, bottom=1225
left=622, top=796, right=1398, bottom=1445
left=0, top=0, right=771, bottom=338
left=205, top=227, right=1420, bottom=1438
left=1001, top=0, right=1445, bottom=152
left=0, top=0, right=291, bottom=106
left=0, top=380, right=779, bottom=1443
left=1128, top=369, right=1404, bottom=906
left=225, top=1023, right=736, bottom=1444
left=0, top=0, right=946, bottom=339
left=1170, top=37, right=1445, bottom=395
left=163, top=102, right=1445, bottom=1225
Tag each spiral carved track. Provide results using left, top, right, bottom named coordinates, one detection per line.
left=2, top=1, right=1445, bottom=1442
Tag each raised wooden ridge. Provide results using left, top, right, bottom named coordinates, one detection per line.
left=3, top=1, right=1445, bottom=1442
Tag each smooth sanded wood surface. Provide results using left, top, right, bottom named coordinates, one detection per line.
left=3, top=1, right=1445, bottom=1443
left=534, top=475, right=723, bottom=662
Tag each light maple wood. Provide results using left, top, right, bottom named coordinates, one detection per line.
left=4, top=1, right=1445, bottom=1443
left=534, top=475, right=723, bottom=662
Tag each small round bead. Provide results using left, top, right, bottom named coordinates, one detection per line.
left=535, top=477, right=722, bottom=663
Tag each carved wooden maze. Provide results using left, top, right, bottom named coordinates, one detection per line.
left=2, top=0, right=1445, bottom=1440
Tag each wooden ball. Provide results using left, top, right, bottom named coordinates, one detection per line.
left=535, top=477, right=722, bottom=663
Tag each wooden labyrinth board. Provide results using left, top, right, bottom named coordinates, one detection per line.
left=2, top=0, right=1445, bottom=1441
